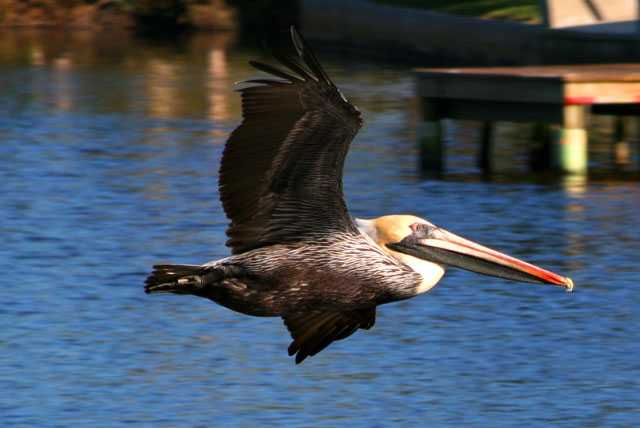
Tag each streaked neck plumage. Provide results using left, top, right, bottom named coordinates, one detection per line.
left=355, top=216, right=445, bottom=294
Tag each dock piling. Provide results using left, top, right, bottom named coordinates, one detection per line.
left=553, top=105, right=588, bottom=174
left=478, top=122, right=493, bottom=173
left=614, top=116, right=631, bottom=166
left=529, top=123, right=552, bottom=170
left=419, top=99, right=443, bottom=171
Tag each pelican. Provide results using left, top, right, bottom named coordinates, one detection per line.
left=145, top=27, right=573, bottom=364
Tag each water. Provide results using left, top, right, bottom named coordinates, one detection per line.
left=1, top=30, right=639, bottom=427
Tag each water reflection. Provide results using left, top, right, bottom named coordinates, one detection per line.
left=52, top=54, right=73, bottom=110
left=145, top=58, right=178, bottom=118
left=3, top=29, right=240, bottom=122
left=561, top=174, right=588, bottom=197
left=30, top=44, right=45, bottom=66
left=207, top=46, right=230, bottom=126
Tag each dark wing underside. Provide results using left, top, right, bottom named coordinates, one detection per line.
left=219, top=27, right=363, bottom=254
left=283, top=308, right=376, bottom=364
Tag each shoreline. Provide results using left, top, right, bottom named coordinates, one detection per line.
left=0, top=0, right=237, bottom=31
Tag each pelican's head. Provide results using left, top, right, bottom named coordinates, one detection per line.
left=356, top=215, right=573, bottom=293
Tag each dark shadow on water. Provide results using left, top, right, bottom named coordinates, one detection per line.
left=420, top=170, right=640, bottom=185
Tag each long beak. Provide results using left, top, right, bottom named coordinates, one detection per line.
left=388, top=228, right=573, bottom=291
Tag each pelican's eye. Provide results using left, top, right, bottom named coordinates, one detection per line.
left=409, top=222, right=423, bottom=232
left=410, top=222, right=435, bottom=237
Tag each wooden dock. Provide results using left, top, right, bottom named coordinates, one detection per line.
left=414, top=64, right=640, bottom=174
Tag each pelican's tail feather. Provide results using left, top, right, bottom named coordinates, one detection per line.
left=144, top=264, right=205, bottom=295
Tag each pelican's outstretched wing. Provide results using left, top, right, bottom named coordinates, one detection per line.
left=283, top=309, right=376, bottom=364
left=219, top=26, right=363, bottom=254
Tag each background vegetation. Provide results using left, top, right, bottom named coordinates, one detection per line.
left=368, top=0, right=541, bottom=22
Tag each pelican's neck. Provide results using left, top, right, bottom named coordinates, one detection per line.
left=355, top=218, right=378, bottom=242
left=355, top=217, right=445, bottom=295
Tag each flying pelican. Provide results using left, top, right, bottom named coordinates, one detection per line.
left=145, top=27, right=573, bottom=364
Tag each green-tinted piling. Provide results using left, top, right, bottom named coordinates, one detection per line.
left=554, top=105, right=588, bottom=174
left=553, top=128, right=587, bottom=174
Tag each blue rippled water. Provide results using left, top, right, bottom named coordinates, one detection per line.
left=1, top=30, right=639, bottom=427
